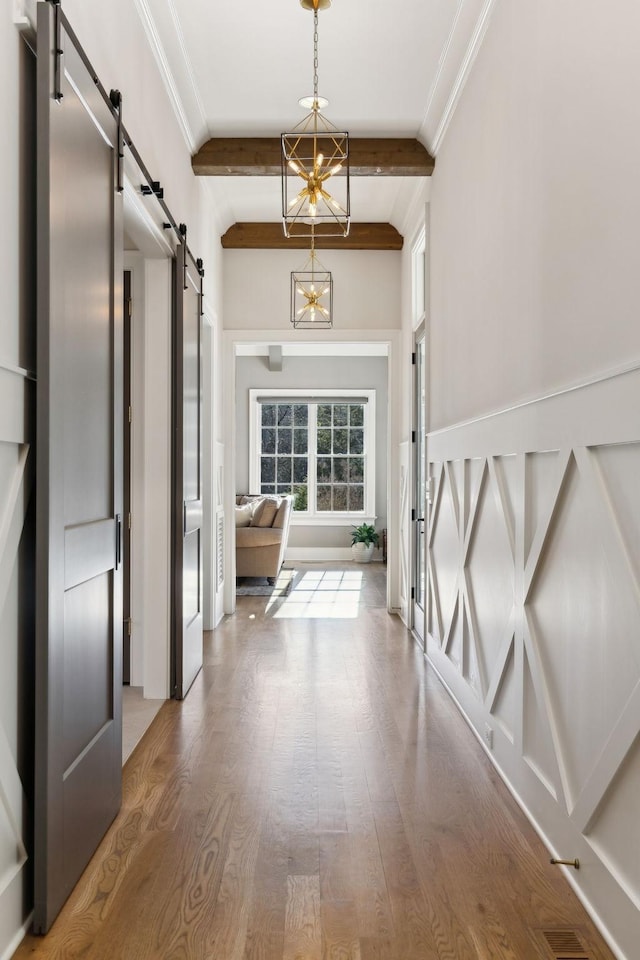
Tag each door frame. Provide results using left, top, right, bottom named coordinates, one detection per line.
left=412, top=323, right=427, bottom=648
left=171, top=240, right=204, bottom=699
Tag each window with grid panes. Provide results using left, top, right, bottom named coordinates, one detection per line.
left=260, top=402, right=309, bottom=505
left=255, top=393, right=374, bottom=519
left=315, top=402, right=365, bottom=512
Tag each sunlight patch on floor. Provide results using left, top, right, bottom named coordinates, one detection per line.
left=269, top=569, right=364, bottom=619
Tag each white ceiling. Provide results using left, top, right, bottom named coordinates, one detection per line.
left=140, top=0, right=493, bottom=230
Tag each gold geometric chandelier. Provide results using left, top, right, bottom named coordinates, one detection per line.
left=281, top=0, right=350, bottom=238
left=290, top=227, right=333, bottom=328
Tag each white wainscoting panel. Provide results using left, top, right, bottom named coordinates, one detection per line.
left=0, top=366, right=33, bottom=957
left=426, top=365, right=640, bottom=960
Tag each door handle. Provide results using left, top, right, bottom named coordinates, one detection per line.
left=115, top=514, right=122, bottom=569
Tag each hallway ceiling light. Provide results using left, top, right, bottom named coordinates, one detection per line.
left=281, top=0, right=350, bottom=238
left=291, top=228, right=333, bottom=328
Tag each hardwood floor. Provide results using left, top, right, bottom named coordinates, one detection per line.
left=15, top=564, right=615, bottom=959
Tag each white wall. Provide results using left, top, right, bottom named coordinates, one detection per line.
left=223, top=249, right=401, bottom=331
left=422, top=2, right=640, bottom=957
left=429, top=0, right=640, bottom=431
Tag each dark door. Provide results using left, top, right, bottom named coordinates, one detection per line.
left=172, top=242, right=204, bottom=699
left=34, top=4, right=123, bottom=931
left=123, top=271, right=132, bottom=683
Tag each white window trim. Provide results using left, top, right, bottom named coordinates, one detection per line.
left=249, top=388, right=376, bottom=525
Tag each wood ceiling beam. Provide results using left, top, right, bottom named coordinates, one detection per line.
left=221, top=222, right=403, bottom=251
left=193, top=138, right=434, bottom=177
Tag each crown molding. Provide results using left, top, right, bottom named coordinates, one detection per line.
left=395, top=178, right=431, bottom=240
left=133, top=0, right=198, bottom=154
left=164, top=0, right=209, bottom=134
left=419, top=0, right=498, bottom=156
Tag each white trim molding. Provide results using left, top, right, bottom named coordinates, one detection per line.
left=286, top=548, right=383, bottom=563
left=419, top=0, right=498, bottom=156
left=133, top=0, right=198, bottom=153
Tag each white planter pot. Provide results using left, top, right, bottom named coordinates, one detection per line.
left=351, top=542, right=375, bottom=563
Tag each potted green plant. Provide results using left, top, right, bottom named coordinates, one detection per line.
left=351, top=523, right=379, bottom=563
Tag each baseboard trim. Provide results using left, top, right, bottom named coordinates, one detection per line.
left=285, top=548, right=383, bottom=563
left=1, top=913, right=33, bottom=960
left=425, top=651, right=627, bottom=960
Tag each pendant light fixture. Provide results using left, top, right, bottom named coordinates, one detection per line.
left=281, top=0, right=350, bottom=238
left=290, top=227, right=333, bottom=328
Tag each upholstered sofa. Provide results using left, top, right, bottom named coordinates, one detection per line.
left=235, top=494, right=293, bottom=580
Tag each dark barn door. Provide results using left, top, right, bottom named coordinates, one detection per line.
left=34, top=4, right=123, bottom=931
left=172, top=242, right=204, bottom=699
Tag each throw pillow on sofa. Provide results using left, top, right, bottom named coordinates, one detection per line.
left=235, top=503, right=253, bottom=527
left=251, top=497, right=279, bottom=528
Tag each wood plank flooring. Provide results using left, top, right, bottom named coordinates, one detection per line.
left=15, top=564, right=616, bottom=959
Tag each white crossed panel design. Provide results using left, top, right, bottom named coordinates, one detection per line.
left=428, top=441, right=640, bottom=901
left=0, top=441, right=31, bottom=900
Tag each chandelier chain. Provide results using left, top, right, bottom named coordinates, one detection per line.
left=313, top=8, right=319, bottom=103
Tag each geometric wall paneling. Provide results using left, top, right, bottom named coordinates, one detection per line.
left=449, top=458, right=464, bottom=527
left=490, top=640, right=517, bottom=744
left=522, top=639, right=560, bottom=802
left=467, top=457, right=514, bottom=693
left=446, top=603, right=464, bottom=672
left=0, top=445, right=31, bottom=622
left=464, top=604, right=484, bottom=700
left=587, top=730, right=640, bottom=910
left=528, top=446, right=640, bottom=809
left=593, top=442, right=640, bottom=593
left=524, top=449, right=563, bottom=562
left=0, top=722, right=28, bottom=899
left=571, top=678, right=640, bottom=842
left=522, top=448, right=572, bottom=603
left=464, top=456, right=485, bottom=528
left=429, top=461, right=459, bottom=651
left=523, top=450, right=578, bottom=813
left=458, top=459, right=487, bottom=697
left=424, top=365, right=640, bottom=958
left=0, top=366, right=28, bottom=447
left=489, top=455, right=518, bottom=552
left=0, top=359, right=33, bottom=947
left=441, top=458, right=486, bottom=692
left=426, top=462, right=444, bottom=642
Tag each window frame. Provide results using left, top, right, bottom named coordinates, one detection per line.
left=249, top=388, right=376, bottom=525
